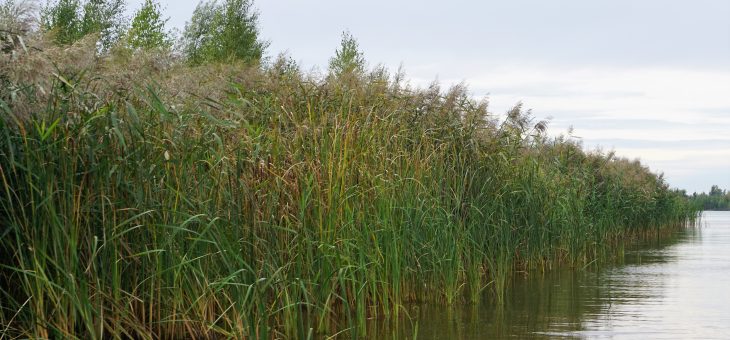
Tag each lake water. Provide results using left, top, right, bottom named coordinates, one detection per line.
left=374, top=211, right=730, bottom=339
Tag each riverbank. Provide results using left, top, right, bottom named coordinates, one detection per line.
left=0, top=42, right=697, bottom=338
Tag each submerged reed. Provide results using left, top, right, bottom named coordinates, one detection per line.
left=0, top=44, right=697, bottom=338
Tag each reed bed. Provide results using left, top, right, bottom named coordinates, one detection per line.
left=0, top=43, right=697, bottom=338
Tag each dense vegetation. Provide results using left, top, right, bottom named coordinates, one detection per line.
left=690, top=186, right=730, bottom=211
left=0, top=0, right=698, bottom=338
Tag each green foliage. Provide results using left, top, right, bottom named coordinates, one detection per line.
left=182, top=0, right=267, bottom=65
left=83, top=0, right=126, bottom=49
left=0, top=45, right=698, bottom=337
left=41, top=0, right=80, bottom=44
left=41, top=0, right=126, bottom=49
left=328, top=30, right=365, bottom=77
left=127, top=0, right=170, bottom=50
left=690, top=185, right=730, bottom=211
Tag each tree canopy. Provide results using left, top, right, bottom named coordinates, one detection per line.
left=41, top=0, right=126, bottom=49
left=690, top=185, right=730, bottom=211
left=127, top=0, right=170, bottom=50
left=182, top=0, right=267, bottom=65
left=328, top=31, right=365, bottom=78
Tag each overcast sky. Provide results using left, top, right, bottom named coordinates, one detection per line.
left=128, top=0, right=730, bottom=193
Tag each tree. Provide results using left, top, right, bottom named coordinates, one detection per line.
left=127, top=0, right=170, bottom=50
left=710, top=185, right=724, bottom=197
left=1, top=0, right=36, bottom=54
left=41, top=0, right=81, bottom=45
left=328, top=31, right=365, bottom=78
left=80, top=0, right=126, bottom=50
left=41, top=0, right=126, bottom=50
left=182, top=0, right=267, bottom=65
left=689, top=185, right=730, bottom=211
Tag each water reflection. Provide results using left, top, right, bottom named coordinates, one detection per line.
left=373, top=212, right=730, bottom=339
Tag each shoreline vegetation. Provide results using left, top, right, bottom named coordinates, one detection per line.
left=689, top=186, right=730, bottom=211
left=1, top=0, right=698, bottom=338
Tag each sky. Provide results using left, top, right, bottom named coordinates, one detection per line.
left=127, top=0, right=730, bottom=194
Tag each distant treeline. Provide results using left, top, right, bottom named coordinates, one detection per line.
left=690, top=186, right=730, bottom=211
left=0, top=0, right=699, bottom=339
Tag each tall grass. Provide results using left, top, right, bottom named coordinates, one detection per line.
left=0, top=43, right=697, bottom=338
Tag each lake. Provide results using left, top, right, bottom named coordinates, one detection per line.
left=371, top=211, right=730, bottom=339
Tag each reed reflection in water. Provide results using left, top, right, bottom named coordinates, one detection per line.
left=371, top=212, right=730, bottom=339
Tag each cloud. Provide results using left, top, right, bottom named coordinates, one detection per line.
left=127, top=0, right=730, bottom=193
left=407, top=65, right=730, bottom=192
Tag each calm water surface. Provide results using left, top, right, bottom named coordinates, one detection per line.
left=375, top=211, right=730, bottom=339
